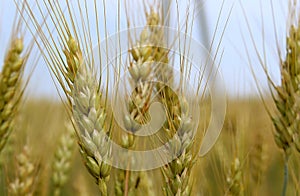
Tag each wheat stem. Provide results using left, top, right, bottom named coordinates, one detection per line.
left=282, top=153, right=289, bottom=196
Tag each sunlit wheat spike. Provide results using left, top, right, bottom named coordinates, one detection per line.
left=247, top=3, right=300, bottom=154
left=161, top=101, right=196, bottom=195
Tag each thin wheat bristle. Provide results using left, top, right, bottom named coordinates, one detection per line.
left=249, top=133, right=266, bottom=187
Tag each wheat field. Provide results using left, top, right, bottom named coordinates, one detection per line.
left=0, top=0, right=300, bottom=196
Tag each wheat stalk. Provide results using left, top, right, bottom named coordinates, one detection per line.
left=21, top=1, right=206, bottom=195
left=270, top=20, right=300, bottom=196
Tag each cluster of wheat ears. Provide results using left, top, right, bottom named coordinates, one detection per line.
left=1, top=0, right=300, bottom=195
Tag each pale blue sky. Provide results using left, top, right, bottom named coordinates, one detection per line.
left=0, top=0, right=288, bottom=99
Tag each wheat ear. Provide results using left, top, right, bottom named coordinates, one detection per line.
left=161, top=97, right=196, bottom=196
left=52, top=122, right=76, bottom=196
left=270, top=23, right=300, bottom=153
left=72, top=62, right=112, bottom=196
left=0, top=38, right=25, bottom=153
left=226, top=157, right=244, bottom=196
left=265, top=18, right=300, bottom=196
left=142, top=9, right=197, bottom=196
left=114, top=8, right=162, bottom=196
left=249, top=133, right=266, bottom=189
left=21, top=0, right=114, bottom=193
left=246, top=3, right=300, bottom=195
left=63, top=36, right=112, bottom=195
left=8, top=145, right=39, bottom=196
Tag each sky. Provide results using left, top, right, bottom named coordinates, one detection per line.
left=0, top=0, right=289, bottom=99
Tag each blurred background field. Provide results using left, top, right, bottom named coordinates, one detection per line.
left=0, top=97, right=298, bottom=195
